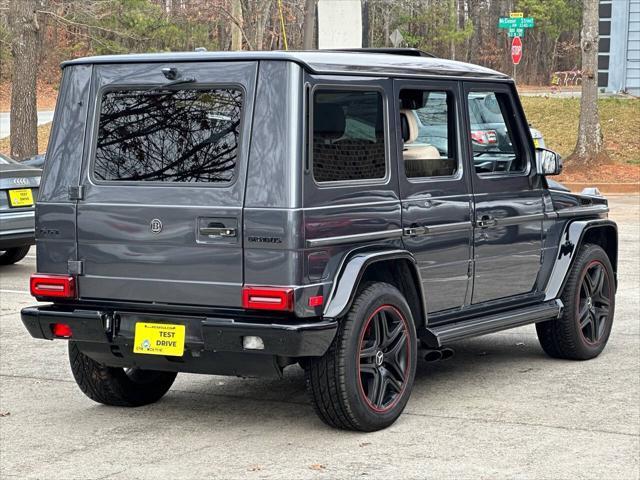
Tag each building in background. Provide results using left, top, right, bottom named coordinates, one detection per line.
left=317, top=0, right=362, bottom=49
left=598, top=0, right=640, bottom=96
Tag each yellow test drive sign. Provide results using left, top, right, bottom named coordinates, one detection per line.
left=8, top=188, right=34, bottom=207
left=134, top=322, right=185, bottom=357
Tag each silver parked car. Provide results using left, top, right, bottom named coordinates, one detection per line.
left=0, top=152, right=41, bottom=264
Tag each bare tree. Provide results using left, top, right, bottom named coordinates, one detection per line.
left=570, top=0, right=607, bottom=166
left=231, top=0, right=243, bottom=50
left=8, top=0, right=40, bottom=160
left=242, top=0, right=273, bottom=50
left=302, top=0, right=315, bottom=49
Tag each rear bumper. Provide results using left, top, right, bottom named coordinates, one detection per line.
left=21, top=305, right=337, bottom=376
left=0, top=210, right=35, bottom=249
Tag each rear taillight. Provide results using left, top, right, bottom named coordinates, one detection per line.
left=242, top=286, right=294, bottom=311
left=471, top=129, right=498, bottom=145
left=30, top=274, right=76, bottom=299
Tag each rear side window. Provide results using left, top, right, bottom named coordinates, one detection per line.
left=94, top=88, right=243, bottom=183
left=398, top=90, right=457, bottom=178
left=312, top=89, right=386, bottom=183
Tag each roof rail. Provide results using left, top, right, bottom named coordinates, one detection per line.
left=326, top=48, right=436, bottom=58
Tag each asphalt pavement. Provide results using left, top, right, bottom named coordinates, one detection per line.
left=1, top=196, right=638, bottom=479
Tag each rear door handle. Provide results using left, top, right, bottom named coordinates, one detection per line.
left=476, top=215, right=497, bottom=228
left=199, top=227, right=237, bottom=237
left=403, top=226, right=429, bottom=236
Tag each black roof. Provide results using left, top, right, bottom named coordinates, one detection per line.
left=62, top=50, right=509, bottom=80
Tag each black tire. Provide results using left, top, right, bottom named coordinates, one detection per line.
left=305, top=282, right=417, bottom=431
left=536, top=243, right=615, bottom=360
left=0, top=246, right=30, bottom=265
left=69, top=342, right=177, bottom=407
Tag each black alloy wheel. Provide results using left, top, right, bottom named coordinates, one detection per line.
left=536, top=243, right=615, bottom=360
left=577, top=260, right=612, bottom=345
left=305, top=282, right=417, bottom=431
left=357, top=305, right=411, bottom=413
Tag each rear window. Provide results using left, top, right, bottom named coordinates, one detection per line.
left=312, top=89, right=386, bottom=183
left=94, top=87, right=243, bottom=183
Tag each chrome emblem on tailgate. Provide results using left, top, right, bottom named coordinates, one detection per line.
left=150, top=218, right=163, bottom=234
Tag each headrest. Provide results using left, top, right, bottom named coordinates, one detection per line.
left=314, top=103, right=346, bottom=140
left=399, top=109, right=419, bottom=144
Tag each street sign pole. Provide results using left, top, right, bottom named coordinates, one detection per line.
left=499, top=14, right=531, bottom=80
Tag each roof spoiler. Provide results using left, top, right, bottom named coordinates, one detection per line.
left=325, top=48, right=436, bottom=58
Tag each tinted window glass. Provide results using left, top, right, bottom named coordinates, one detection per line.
left=399, top=90, right=457, bottom=178
left=94, top=88, right=242, bottom=183
left=312, top=90, right=386, bottom=183
left=467, top=92, right=526, bottom=174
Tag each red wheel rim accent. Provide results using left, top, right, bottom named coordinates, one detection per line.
left=356, top=305, right=411, bottom=413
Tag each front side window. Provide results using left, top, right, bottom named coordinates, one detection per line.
left=399, top=90, right=457, bottom=178
left=312, top=89, right=386, bottom=183
left=467, top=91, right=526, bottom=175
left=94, top=87, right=243, bottom=183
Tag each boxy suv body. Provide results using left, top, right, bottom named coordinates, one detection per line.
left=22, top=51, right=617, bottom=431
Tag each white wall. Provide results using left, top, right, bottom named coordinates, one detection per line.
left=317, top=0, right=362, bottom=49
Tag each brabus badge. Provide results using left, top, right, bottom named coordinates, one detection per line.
left=150, top=218, right=163, bottom=234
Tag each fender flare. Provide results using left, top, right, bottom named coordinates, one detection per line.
left=322, top=249, right=427, bottom=324
left=544, top=219, right=618, bottom=300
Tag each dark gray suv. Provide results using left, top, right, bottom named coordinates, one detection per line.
left=21, top=50, right=617, bottom=431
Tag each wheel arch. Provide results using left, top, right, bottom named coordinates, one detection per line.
left=323, top=249, right=427, bottom=330
left=581, top=224, right=618, bottom=277
left=544, top=219, right=618, bottom=300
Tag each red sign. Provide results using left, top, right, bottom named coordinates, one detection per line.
left=511, top=36, right=523, bottom=65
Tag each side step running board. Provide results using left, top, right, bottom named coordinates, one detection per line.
left=421, top=299, right=563, bottom=348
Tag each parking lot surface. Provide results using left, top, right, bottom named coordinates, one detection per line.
left=1, top=196, right=638, bottom=480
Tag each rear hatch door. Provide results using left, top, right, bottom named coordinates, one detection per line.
left=76, top=61, right=257, bottom=307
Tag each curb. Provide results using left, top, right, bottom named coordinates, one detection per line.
left=562, top=183, right=640, bottom=195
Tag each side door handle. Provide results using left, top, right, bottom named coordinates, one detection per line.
left=403, top=226, right=429, bottom=236
left=199, top=226, right=237, bottom=238
left=476, top=215, right=497, bottom=229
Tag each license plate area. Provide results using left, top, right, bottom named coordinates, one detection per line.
left=8, top=188, right=34, bottom=207
left=133, top=322, right=185, bottom=357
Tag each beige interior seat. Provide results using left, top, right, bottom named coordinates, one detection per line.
left=399, top=109, right=440, bottom=161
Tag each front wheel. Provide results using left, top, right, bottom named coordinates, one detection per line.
left=69, top=342, right=177, bottom=407
left=305, top=282, right=417, bottom=431
left=536, top=243, right=615, bottom=360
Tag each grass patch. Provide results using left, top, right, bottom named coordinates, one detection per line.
left=520, top=97, right=640, bottom=165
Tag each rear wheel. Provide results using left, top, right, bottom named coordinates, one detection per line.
left=0, top=246, right=30, bottom=265
left=69, top=342, right=177, bottom=407
left=305, top=282, right=417, bottom=431
left=536, top=244, right=615, bottom=360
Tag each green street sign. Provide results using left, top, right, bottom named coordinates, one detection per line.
left=508, top=27, right=525, bottom=37
left=499, top=16, right=535, bottom=30
left=499, top=17, right=520, bottom=28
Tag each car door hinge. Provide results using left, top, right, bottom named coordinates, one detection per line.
left=68, top=260, right=84, bottom=275
left=68, top=185, right=84, bottom=201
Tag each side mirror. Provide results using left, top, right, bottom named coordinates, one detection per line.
left=536, top=148, right=563, bottom=176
